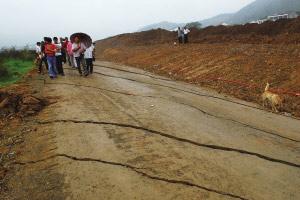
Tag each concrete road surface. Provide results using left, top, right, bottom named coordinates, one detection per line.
left=12, top=61, right=300, bottom=200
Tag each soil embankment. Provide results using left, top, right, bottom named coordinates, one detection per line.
left=96, top=17, right=300, bottom=116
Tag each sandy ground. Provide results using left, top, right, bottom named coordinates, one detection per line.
left=3, top=61, right=300, bottom=200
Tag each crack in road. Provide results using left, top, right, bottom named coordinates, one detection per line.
left=178, top=102, right=300, bottom=143
left=14, top=154, right=248, bottom=200
left=37, top=120, right=300, bottom=169
left=45, top=81, right=299, bottom=143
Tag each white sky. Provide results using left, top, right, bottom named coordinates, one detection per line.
left=0, top=0, right=254, bottom=47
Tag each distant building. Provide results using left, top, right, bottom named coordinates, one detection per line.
left=267, top=14, right=289, bottom=21
left=250, top=12, right=299, bottom=24
left=250, top=19, right=268, bottom=24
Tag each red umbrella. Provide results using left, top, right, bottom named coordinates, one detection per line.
left=70, top=33, right=92, bottom=48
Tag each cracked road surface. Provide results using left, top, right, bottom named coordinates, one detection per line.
left=13, top=61, right=300, bottom=200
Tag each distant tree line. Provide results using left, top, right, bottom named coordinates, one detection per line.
left=0, top=47, right=35, bottom=78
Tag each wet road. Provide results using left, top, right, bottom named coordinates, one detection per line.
left=14, top=61, right=300, bottom=200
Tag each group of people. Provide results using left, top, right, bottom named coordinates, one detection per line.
left=177, top=27, right=190, bottom=44
left=35, top=36, right=95, bottom=79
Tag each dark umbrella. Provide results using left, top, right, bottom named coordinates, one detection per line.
left=70, top=33, right=92, bottom=48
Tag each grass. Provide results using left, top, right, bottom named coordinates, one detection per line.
left=0, top=59, right=34, bottom=87
left=0, top=47, right=35, bottom=87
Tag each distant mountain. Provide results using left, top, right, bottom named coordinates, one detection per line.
left=138, top=0, right=300, bottom=31
left=199, top=13, right=234, bottom=27
left=138, top=21, right=185, bottom=32
left=228, top=0, right=300, bottom=24
left=199, top=0, right=300, bottom=26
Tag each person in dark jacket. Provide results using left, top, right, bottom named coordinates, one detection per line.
left=177, top=27, right=183, bottom=44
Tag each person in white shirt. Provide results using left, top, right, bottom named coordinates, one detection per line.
left=84, top=44, right=94, bottom=75
left=35, top=42, right=42, bottom=55
left=183, top=27, right=190, bottom=43
left=53, top=37, right=64, bottom=76
left=72, top=37, right=86, bottom=76
left=35, top=42, right=43, bottom=73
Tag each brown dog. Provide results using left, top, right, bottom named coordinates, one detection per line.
left=262, top=83, right=283, bottom=112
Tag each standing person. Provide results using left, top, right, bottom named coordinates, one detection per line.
left=181, top=28, right=185, bottom=44
left=92, top=42, right=96, bottom=62
left=67, top=39, right=76, bottom=68
left=44, top=37, right=57, bottom=79
left=41, top=41, right=49, bottom=71
left=35, top=42, right=42, bottom=73
left=84, top=44, right=94, bottom=75
left=65, top=37, right=71, bottom=66
left=53, top=37, right=65, bottom=76
left=183, top=27, right=190, bottom=43
left=72, top=37, right=86, bottom=76
left=61, top=37, right=67, bottom=64
left=177, top=27, right=182, bottom=44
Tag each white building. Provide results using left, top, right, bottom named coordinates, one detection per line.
left=267, top=14, right=289, bottom=21
left=251, top=12, right=299, bottom=24
left=250, top=19, right=268, bottom=24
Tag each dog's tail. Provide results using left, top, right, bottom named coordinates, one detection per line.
left=265, top=83, right=270, bottom=92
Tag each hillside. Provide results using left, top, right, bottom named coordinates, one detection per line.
left=199, top=13, right=234, bottom=27
left=138, top=0, right=300, bottom=30
left=228, top=0, right=300, bottom=24
left=96, top=17, right=300, bottom=117
left=100, top=17, right=300, bottom=49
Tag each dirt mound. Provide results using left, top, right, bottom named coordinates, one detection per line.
left=97, top=29, right=175, bottom=53
left=189, top=18, right=300, bottom=44
left=96, top=17, right=300, bottom=50
left=0, top=91, right=47, bottom=118
left=196, top=18, right=300, bottom=36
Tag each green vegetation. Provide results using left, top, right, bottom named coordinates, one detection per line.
left=186, top=22, right=202, bottom=29
left=0, top=48, right=35, bottom=87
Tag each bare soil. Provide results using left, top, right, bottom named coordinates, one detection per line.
left=95, top=17, right=300, bottom=117
left=0, top=63, right=299, bottom=200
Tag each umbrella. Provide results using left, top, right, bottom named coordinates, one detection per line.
left=70, top=33, right=92, bottom=48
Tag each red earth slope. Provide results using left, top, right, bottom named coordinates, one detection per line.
left=96, top=18, right=300, bottom=116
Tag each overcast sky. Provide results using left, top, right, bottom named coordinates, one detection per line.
left=0, top=0, right=254, bottom=47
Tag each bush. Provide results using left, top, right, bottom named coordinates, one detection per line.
left=0, top=65, right=9, bottom=78
left=0, top=47, right=34, bottom=87
left=0, top=47, right=35, bottom=61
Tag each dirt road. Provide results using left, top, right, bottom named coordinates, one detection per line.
left=7, top=61, right=300, bottom=200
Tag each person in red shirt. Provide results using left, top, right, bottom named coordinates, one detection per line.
left=44, top=37, right=58, bottom=79
left=61, top=37, right=67, bottom=63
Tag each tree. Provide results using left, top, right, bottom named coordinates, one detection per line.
left=185, top=22, right=202, bottom=29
